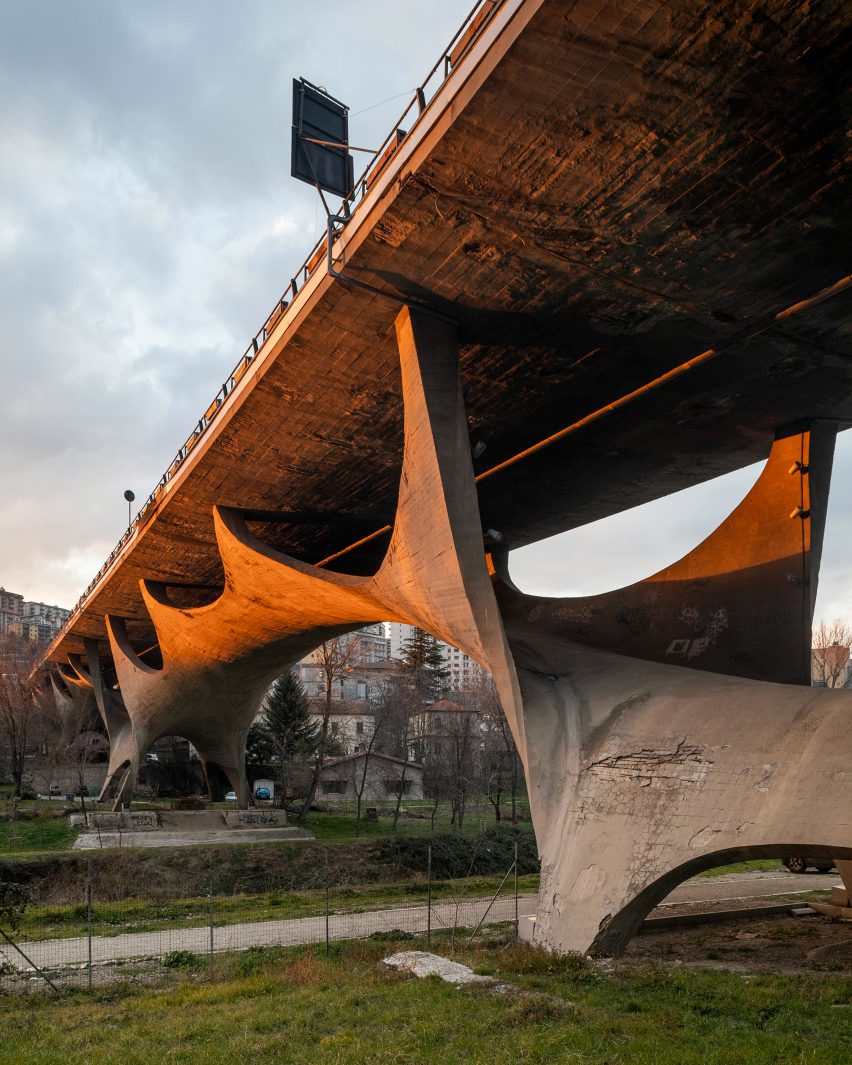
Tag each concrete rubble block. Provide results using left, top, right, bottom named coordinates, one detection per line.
left=71, top=811, right=160, bottom=831
left=383, top=951, right=492, bottom=985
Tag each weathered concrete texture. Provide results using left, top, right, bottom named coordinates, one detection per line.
left=72, top=827, right=313, bottom=850
left=499, top=426, right=836, bottom=685
left=525, top=645, right=850, bottom=955
left=493, top=572, right=852, bottom=955
left=102, top=307, right=521, bottom=806
left=480, top=423, right=851, bottom=954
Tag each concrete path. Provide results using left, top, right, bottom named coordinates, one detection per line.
left=1, top=895, right=527, bottom=972
left=661, top=869, right=833, bottom=907
left=72, top=828, right=313, bottom=849
left=1, top=869, right=836, bottom=973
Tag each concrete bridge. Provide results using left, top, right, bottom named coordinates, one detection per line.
left=43, top=0, right=851, bottom=953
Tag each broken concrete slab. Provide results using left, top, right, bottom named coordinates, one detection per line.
left=383, top=951, right=493, bottom=985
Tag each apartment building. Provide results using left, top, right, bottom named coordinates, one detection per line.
left=0, top=589, right=71, bottom=644
left=387, top=621, right=487, bottom=690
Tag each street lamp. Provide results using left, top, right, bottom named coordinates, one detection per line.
left=123, top=489, right=135, bottom=531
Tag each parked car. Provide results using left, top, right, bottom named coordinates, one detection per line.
left=254, top=786, right=271, bottom=801
left=225, top=791, right=237, bottom=802
left=782, top=856, right=835, bottom=874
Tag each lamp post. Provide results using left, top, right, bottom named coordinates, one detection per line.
left=123, top=489, right=135, bottom=531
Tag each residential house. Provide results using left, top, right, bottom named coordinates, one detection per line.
left=318, top=749, right=424, bottom=802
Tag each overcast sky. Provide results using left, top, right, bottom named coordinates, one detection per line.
left=2, top=0, right=849, bottom=625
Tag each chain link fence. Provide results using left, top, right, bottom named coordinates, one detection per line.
left=0, top=835, right=533, bottom=994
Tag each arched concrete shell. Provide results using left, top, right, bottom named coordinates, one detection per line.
left=78, top=315, right=852, bottom=953
left=82, top=638, right=136, bottom=805
left=501, top=425, right=836, bottom=684
left=105, top=307, right=522, bottom=805
left=93, top=307, right=850, bottom=954
left=49, top=670, right=97, bottom=748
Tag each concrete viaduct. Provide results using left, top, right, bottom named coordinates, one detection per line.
left=43, top=0, right=851, bottom=954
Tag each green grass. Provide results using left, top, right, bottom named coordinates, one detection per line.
left=12, top=874, right=541, bottom=942
left=299, top=809, right=456, bottom=841
left=698, top=859, right=784, bottom=877
left=0, top=938, right=848, bottom=1064
left=293, top=802, right=530, bottom=841
left=0, top=814, right=78, bottom=856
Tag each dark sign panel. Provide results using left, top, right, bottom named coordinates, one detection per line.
left=291, top=78, right=354, bottom=198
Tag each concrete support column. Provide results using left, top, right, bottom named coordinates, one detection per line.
left=490, top=423, right=851, bottom=954
left=49, top=668, right=97, bottom=749
left=84, top=638, right=139, bottom=808
left=509, top=640, right=851, bottom=955
left=101, top=304, right=521, bottom=810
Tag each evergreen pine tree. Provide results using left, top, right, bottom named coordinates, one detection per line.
left=245, top=720, right=275, bottom=768
left=401, top=627, right=449, bottom=701
left=265, top=669, right=319, bottom=759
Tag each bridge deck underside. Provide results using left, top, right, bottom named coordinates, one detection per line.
left=51, top=0, right=851, bottom=662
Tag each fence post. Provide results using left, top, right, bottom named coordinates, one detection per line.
left=86, top=858, right=93, bottom=991
left=514, top=837, right=519, bottom=940
left=426, top=842, right=432, bottom=948
left=324, top=849, right=330, bottom=957
left=0, top=927, right=61, bottom=995
left=208, top=855, right=214, bottom=978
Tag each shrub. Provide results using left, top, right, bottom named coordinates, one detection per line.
left=162, top=950, right=205, bottom=970
left=377, top=826, right=539, bottom=880
left=0, top=881, right=29, bottom=931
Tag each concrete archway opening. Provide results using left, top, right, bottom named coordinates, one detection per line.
left=589, top=843, right=852, bottom=957
left=139, top=736, right=207, bottom=800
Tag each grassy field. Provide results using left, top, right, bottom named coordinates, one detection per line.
left=698, top=859, right=784, bottom=877
left=0, top=813, right=795, bottom=896
left=0, top=813, right=77, bottom=856
left=0, top=937, right=848, bottom=1064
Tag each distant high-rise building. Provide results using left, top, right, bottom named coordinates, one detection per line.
left=294, top=624, right=392, bottom=702
left=0, top=587, right=70, bottom=644
left=0, top=588, right=24, bottom=635
left=387, top=621, right=486, bottom=690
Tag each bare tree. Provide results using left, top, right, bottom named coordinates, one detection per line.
left=429, top=705, right=478, bottom=832
left=0, top=636, right=42, bottom=797
left=373, top=676, right=420, bottom=831
left=478, top=678, right=522, bottom=823
left=351, top=688, right=397, bottom=836
left=812, top=618, right=852, bottom=688
left=297, top=633, right=362, bottom=821
left=56, top=694, right=105, bottom=810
